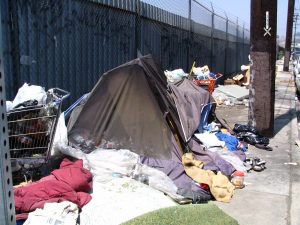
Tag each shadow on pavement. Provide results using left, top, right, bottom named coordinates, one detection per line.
left=274, top=108, right=296, bottom=136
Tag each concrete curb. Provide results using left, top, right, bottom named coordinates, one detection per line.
left=290, top=79, right=300, bottom=225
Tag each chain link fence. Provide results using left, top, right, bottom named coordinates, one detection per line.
left=1, top=0, right=250, bottom=104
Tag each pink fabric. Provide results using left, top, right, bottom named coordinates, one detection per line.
left=14, top=158, right=92, bottom=220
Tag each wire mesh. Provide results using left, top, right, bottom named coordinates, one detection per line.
left=7, top=105, right=57, bottom=159
left=191, top=0, right=212, bottom=28
left=3, top=0, right=250, bottom=104
left=214, top=14, right=227, bottom=32
left=141, top=0, right=189, bottom=18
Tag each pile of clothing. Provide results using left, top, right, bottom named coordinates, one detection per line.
left=14, top=158, right=92, bottom=224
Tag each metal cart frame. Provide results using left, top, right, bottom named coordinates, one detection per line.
left=7, top=88, right=69, bottom=175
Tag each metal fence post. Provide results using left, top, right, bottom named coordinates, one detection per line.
left=7, top=0, right=20, bottom=94
left=135, top=0, right=141, bottom=57
left=210, top=3, right=215, bottom=71
left=243, top=22, right=245, bottom=63
left=187, top=0, right=192, bottom=72
left=0, top=1, right=16, bottom=224
left=236, top=17, right=239, bottom=72
left=224, top=13, right=229, bottom=76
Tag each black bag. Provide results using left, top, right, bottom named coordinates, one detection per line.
left=233, top=123, right=257, bottom=134
left=237, top=132, right=269, bottom=146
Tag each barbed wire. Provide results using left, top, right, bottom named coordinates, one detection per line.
left=141, top=0, right=249, bottom=29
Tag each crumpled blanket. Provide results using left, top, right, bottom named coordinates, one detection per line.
left=14, top=158, right=92, bottom=220
left=182, top=153, right=235, bottom=203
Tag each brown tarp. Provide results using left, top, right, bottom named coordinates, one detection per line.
left=68, top=55, right=212, bottom=160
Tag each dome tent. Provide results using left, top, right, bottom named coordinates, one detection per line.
left=67, top=55, right=213, bottom=161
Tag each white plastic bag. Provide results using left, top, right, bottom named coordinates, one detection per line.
left=140, top=164, right=178, bottom=195
left=51, top=113, right=68, bottom=156
left=212, top=91, right=228, bottom=105
left=241, top=65, right=250, bottom=71
left=12, top=83, right=47, bottom=108
left=164, top=69, right=188, bottom=83
left=58, top=145, right=89, bottom=168
left=193, top=65, right=210, bottom=76
left=6, top=101, right=13, bottom=112
left=86, top=149, right=139, bottom=178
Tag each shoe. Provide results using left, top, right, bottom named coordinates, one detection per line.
left=245, top=157, right=266, bottom=172
left=252, top=157, right=266, bottom=172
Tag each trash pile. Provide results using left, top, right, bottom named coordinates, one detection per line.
left=8, top=56, right=271, bottom=225
left=212, top=64, right=250, bottom=106
left=164, top=64, right=222, bottom=94
left=213, top=85, right=249, bottom=106
left=223, top=64, right=250, bottom=87
left=164, top=63, right=250, bottom=106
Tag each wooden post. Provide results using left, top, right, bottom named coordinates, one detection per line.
left=283, top=0, right=295, bottom=71
left=248, top=0, right=277, bottom=137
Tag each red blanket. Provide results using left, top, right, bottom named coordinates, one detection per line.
left=14, top=158, right=92, bottom=220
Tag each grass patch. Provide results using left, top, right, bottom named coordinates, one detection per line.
left=122, top=203, right=238, bottom=225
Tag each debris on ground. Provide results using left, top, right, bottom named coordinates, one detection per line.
left=8, top=56, right=272, bottom=225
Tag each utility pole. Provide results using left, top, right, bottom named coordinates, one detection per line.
left=249, top=0, right=277, bottom=137
left=283, top=0, right=295, bottom=71
left=293, top=14, right=299, bottom=49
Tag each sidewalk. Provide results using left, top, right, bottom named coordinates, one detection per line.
left=213, top=62, right=300, bottom=225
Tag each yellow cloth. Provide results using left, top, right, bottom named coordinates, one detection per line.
left=182, top=153, right=235, bottom=203
left=182, top=153, right=214, bottom=186
left=211, top=172, right=235, bottom=203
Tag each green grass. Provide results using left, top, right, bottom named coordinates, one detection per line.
left=122, top=203, right=239, bottom=225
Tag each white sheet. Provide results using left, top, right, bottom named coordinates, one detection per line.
left=80, top=177, right=176, bottom=225
left=24, top=201, right=78, bottom=225
left=58, top=146, right=179, bottom=224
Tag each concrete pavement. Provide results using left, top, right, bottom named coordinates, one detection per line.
left=213, top=61, right=300, bottom=225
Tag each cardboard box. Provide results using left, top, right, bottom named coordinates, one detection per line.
left=224, top=79, right=235, bottom=85
left=233, top=74, right=245, bottom=86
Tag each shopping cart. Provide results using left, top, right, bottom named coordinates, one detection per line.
left=7, top=88, right=69, bottom=180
